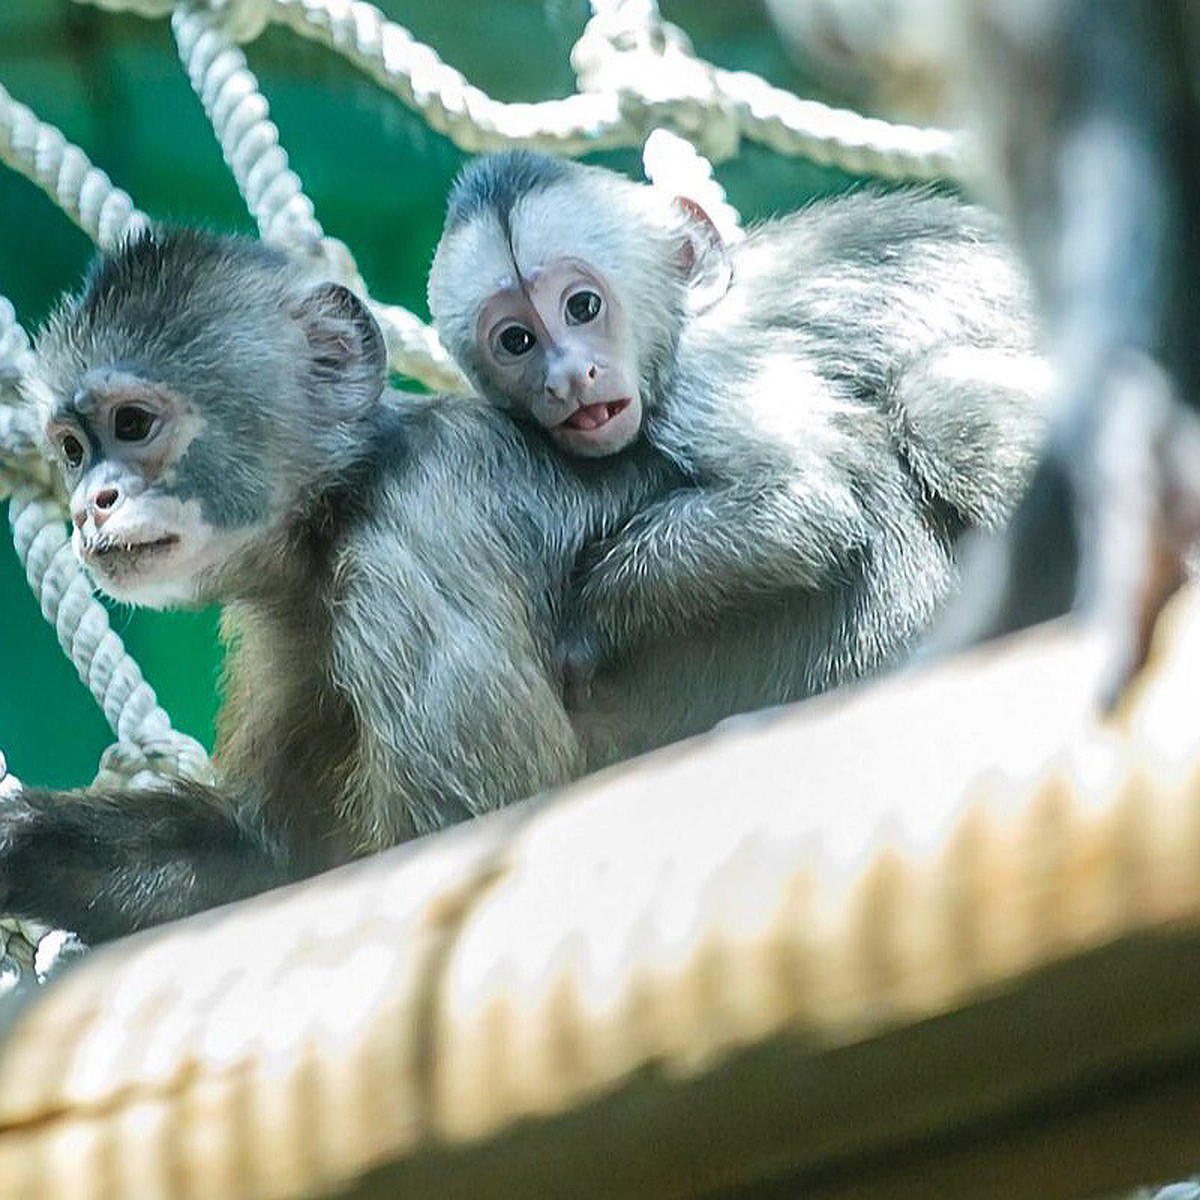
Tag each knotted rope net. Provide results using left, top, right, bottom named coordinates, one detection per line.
left=0, top=0, right=962, bottom=986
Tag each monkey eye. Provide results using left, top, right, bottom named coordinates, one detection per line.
left=498, top=325, right=537, bottom=357
left=113, top=404, right=157, bottom=443
left=565, top=290, right=602, bottom=324
left=59, top=433, right=85, bottom=470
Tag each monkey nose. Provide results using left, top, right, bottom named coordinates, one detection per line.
left=89, top=486, right=122, bottom=528
left=546, top=365, right=598, bottom=403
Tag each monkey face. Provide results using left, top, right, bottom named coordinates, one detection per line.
left=430, top=153, right=737, bottom=460
left=474, top=258, right=645, bottom=458
left=42, top=367, right=259, bottom=607
left=33, top=229, right=390, bottom=609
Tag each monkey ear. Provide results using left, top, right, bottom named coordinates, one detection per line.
left=293, top=283, right=387, bottom=410
left=674, top=196, right=733, bottom=314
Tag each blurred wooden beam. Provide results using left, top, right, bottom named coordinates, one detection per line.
left=2, top=589, right=1200, bottom=1198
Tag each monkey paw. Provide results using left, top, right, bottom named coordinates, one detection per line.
left=0, top=752, right=21, bottom=802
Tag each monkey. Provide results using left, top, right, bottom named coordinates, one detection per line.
left=0, top=225, right=693, bottom=943
left=928, top=0, right=1200, bottom=701
left=427, top=150, right=1051, bottom=700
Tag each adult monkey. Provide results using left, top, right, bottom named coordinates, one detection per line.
left=428, top=151, right=1050, bottom=696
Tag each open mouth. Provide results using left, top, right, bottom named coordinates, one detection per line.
left=88, top=533, right=180, bottom=561
left=562, top=398, right=631, bottom=433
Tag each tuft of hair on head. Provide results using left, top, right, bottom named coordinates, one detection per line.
left=444, top=149, right=577, bottom=237
left=36, top=225, right=389, bottom=489
left=37, top=224, right=303, bottom=384
left=80, top=224, right=293, bottom=312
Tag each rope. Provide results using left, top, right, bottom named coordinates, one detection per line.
left=225, top=0, right=965, bottom=181
left=0, top=297, right=46, bottom=474
left=6, top=488, right=213, bottom=783
left=0, top=81, right=147, bottom=250
left=170, top=4, right=468, bottom=390
left=712, top=66, right=963, bottom=180
left=641, top=128, right=744, bottom=244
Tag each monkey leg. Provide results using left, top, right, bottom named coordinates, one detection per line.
left=1075, top=354, right=1200, bottom=705
left=0, top=780, right=291, bottom=943
left=889, top=345, right=1052, bottom=531
left=931, top=351, right=1200, bottom=709
left=936, top=1, right=1200, bottom=706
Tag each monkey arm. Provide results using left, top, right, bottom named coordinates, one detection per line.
left=936, top=0, right=1200, bottom=703
left=566, top=479, right=869, bottom=670
left=330, top=541, right=584, bottom=840
left=0, top=781, right=292, bottom=943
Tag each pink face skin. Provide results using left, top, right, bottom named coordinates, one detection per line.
left=475, top=257, right=644, bottom=458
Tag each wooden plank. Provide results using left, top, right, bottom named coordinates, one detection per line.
left=2, top=592, right=1200, bottom=1198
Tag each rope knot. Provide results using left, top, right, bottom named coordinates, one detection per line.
left=571, top=0, right=740, bottom=162
left=0, top=299, right=51, bottom=500
left=201, top=0, right=271, bottom=43
left=94, top=735, right=215, bottom=791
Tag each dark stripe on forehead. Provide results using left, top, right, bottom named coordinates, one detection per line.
left=445, top=150, right=574, bottom=237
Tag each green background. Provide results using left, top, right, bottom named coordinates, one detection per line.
left=0, top=0, right=862, bottom=788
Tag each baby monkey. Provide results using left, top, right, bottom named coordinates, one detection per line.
left=429, top=151, right=1050, bottom=693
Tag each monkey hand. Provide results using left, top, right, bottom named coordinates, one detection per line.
left=0, top=752, right=21, bottom=802
left=0, top=776, right=32, bottom=917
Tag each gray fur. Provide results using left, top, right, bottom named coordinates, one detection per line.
left=0, top=198, right=1045, bottom=943
left=433, top=158, right=1050, bottom=706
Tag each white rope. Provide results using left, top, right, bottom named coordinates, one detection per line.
left=171, top=4, right=468, bottom=390
left=0, top=334, right=42, bottom=1008
left=164, top=0, right=964, bottom=182
left=259, top=0, right=629, bottom=156
left=642, top=128, right=744, bottom=244
left=172, top=5, right=325, bottom=249
left=0, top=81, right=148, bottom=250
left=0, top=297, right=46, bottom=475
left=713, top=67, right=962, bottom=180
left=6, top=487, right=213, bottom=783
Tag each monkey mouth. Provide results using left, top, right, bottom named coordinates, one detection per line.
left=86, top=533, right=180, bottom=563
left=562, top=398, right=631, bottom=432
